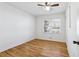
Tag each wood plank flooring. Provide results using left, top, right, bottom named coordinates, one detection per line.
left=0, top=39, right=69, bottom=57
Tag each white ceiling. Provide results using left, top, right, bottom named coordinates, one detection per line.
left=7, top=2, right=68, bottom=16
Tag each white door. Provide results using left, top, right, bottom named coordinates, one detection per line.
left=66, top=2, right=79, bottom=57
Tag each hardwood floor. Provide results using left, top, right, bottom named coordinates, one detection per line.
left=0, top=39, right=69, bottom=57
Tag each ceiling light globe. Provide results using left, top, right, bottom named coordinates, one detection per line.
left=45, top=6, right=50, bottom=11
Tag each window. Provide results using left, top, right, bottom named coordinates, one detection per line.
left=44, top=19, right=61, bottom=33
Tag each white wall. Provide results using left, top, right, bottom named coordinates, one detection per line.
left=35, top=13, right=66, bottom=42
left=0, top=3, right=35, bottom=52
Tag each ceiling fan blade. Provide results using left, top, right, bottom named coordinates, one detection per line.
left=37, top=4, right=44, bottom=6
left=51, top=4, right=59, bottom=7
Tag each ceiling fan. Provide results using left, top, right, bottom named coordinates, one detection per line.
left=37, top=2, right=59, bottom=11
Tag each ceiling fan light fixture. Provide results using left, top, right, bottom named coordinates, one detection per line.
left=45, top=6, right=50, bottom=11
left=37, top=2, right=59, bottom=11
left=43, top=6, right=50, bottom=11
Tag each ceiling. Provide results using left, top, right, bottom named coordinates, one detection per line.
left=7, top=2, right=68, bottom=16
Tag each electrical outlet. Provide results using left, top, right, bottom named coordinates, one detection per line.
left=49, top=37, right=52, bottom=39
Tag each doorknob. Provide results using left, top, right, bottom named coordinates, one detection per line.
left=73, top=41, right=79, bottom=45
